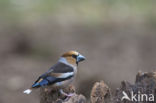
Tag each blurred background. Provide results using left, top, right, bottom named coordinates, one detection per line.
left=0, top=0, right=156, bottom=103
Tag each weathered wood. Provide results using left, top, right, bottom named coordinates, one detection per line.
left=56, top=94, right=86, bottom=103
left=113, top=72, right=156, bottom=103
left=40, top=72, right=156, bottom=103
left=90, top=80, right=111, bottom=103
left=40, top=85, right=86, bottom=103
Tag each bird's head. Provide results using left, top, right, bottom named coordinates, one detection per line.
left=60, top=51, right=85, bottom=66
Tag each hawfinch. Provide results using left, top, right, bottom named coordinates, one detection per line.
left=23, top=51, right=85, bottom=96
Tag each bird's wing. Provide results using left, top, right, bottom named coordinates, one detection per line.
left=32, top=75, right=73, bottom=88
left=31, top=62, right=74, bottom=88
left=47, top=62, right=74, bottom=78
left=48, top=62, right=74, bottom=73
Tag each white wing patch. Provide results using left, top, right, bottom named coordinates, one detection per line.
left=58, top=72, right=74, bottom=78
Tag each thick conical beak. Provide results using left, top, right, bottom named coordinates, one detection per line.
left=76, top=54, right=85, bottom=63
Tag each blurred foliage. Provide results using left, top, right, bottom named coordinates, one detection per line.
left=0, top=0, right=156, bottom=25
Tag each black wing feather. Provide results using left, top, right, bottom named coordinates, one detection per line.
left=48, top=62, right=74, bottom=73
left=32, top=62, right=74, bottom=88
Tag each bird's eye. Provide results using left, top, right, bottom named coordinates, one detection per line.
left=72, top=54, right=77, bottom=59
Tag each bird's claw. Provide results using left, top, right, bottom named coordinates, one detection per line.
left=63, top=93, right=75, bottom=101
left=65, top=93, right=75, bottom=97
left=59, top=89, right=75, bottom=97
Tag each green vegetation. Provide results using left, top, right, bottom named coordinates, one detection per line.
left=0, top=0, right=155, bottom=24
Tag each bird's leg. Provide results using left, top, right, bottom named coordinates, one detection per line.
left=59, top=89, right=75, bottom=97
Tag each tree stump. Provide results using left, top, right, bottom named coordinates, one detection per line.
left=40, top=72, right=156, bottom=103
left=40, top=85, right=86, bottom=103
left=90, top=80, right=111, bottom=103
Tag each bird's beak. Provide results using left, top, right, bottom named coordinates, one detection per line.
left=77, top=54, right=85, bottom=63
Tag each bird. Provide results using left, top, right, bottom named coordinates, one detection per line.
left=23, top=50, right=85, bottom=97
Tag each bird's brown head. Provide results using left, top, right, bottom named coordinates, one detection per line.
left=61, top=51, right=85, bottom=65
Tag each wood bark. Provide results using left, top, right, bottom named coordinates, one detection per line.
left=40, top=72, right=156, bottom=103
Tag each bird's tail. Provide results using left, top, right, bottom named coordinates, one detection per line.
left=23, top=88, right=32, bottom=94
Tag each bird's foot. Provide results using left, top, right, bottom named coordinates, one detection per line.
left=63, top=93, right=75, bottom=101
left=59, top=89, right=75, bottom=97
left=66, top=93, right=75, bottom=97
